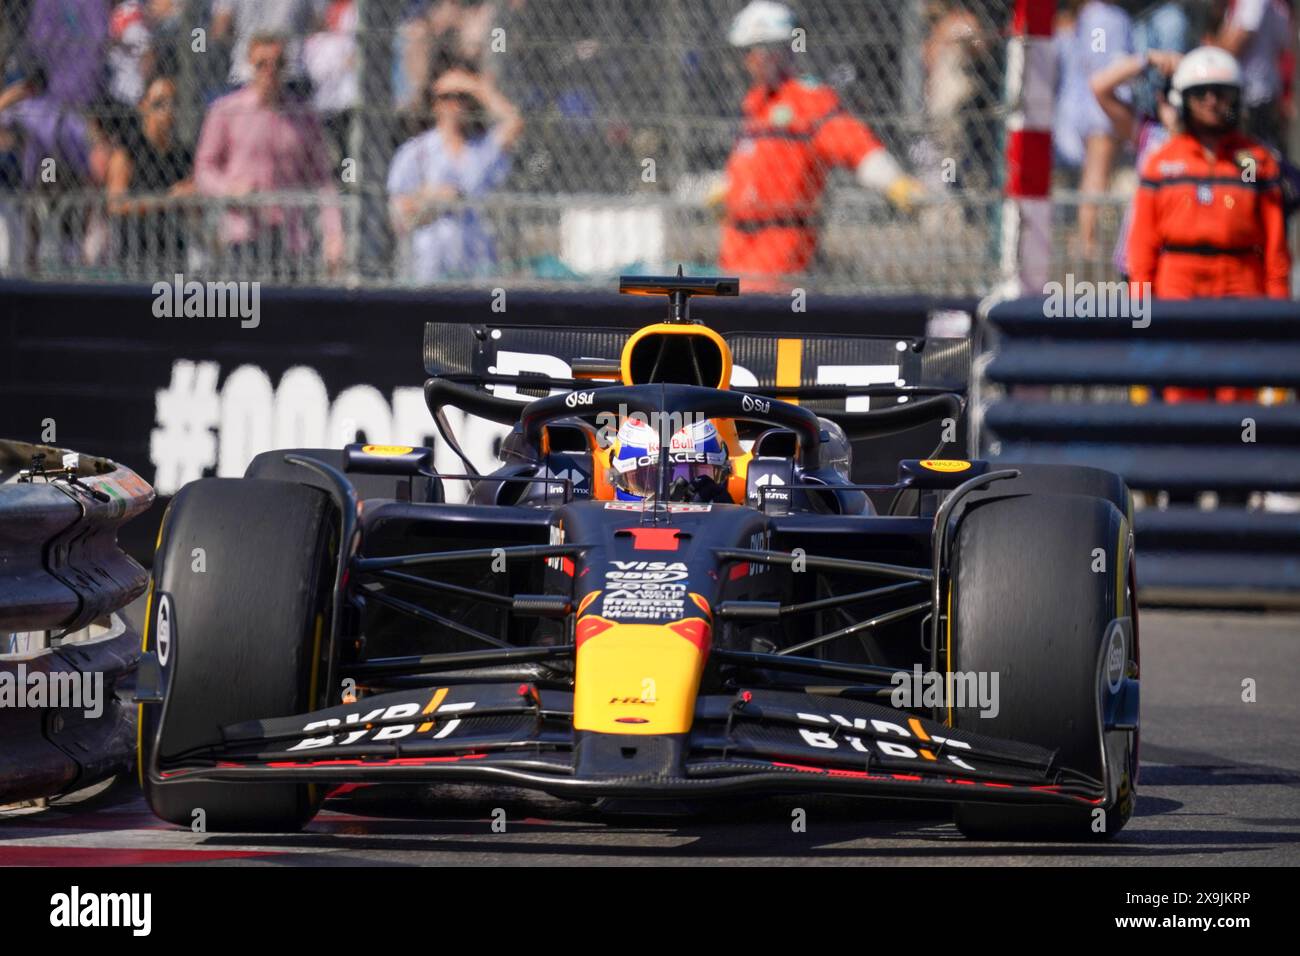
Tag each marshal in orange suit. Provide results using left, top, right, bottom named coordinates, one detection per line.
left=1127, top=46, right=1290, bottom=403
left=716, top=2, right=924, bottom=291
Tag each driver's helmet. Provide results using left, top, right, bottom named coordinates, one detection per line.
left=610, top=416, right=730, bottom=501
left=819, top=417, right=852, bottom=481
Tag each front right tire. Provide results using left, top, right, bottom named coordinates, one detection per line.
left=947, top=492, right=1136, bottom=840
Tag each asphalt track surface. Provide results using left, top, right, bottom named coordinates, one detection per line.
left=1, top=609, right=1296, bottom=866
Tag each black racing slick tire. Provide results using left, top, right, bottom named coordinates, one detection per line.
left=956, top=463, right=1132, bottom=525
left=948, top=492, right=1137, bottom=840
left=993, top=463, right=1132, bottom=521
left=140, top=478, right=336, bottom=832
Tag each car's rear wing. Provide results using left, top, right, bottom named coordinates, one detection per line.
left=421, top=275, right=974, bottom=474
left=422, top=323, right=971, bottom=415
left=422, top=321, right=969, bottom=461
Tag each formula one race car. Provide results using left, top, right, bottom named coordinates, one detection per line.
left=137, top=275, right=1139, bottom=839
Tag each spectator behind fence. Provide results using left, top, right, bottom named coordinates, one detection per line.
left=386, top=63, right=521, bottom=282
left=24, top=0, right=110, bottom=108
left=0, top=69, right=93, bottom=270
left=79, top=96, right=127, bottom=265
left=303, top=0, right=359, bottom=161
left=194, top=33, right=344, bottom=278
left=108, top=0, right=153, bottom=105
left=0, top=70, right=90, bottom=189
left=1091, top=47, right=1183, bottom=278
left=105, top=74, right=193, bottom=274
left=1131, top=1, right=1192, bottom=118
left=107, top=0, right=181, bottom=106
left=1213, top=0, right=1293, bottom=151
left=913, top=0, right=997, bottom=197
left=210, top=0, right=323, bottom=87
left=1134, top=1, right=1191, bottom=55
left=1054, top=0, right=1134, bottom=261
left=394, top=1, right=500, bottom=111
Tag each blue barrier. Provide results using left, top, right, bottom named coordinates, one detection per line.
left=985, top=401, right=1300, bottom=443
left=987, top=341, right=1300, bottom=387
left=979, top=296, right=1300, bottom=607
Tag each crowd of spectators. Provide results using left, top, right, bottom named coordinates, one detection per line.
left=0, top=0, right=522, bottom=280
left=0, top=1, right=1295, bottom=288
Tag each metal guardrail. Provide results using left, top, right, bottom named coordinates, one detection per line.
left=0, top=187, right=1010, bottom=295
left=11, top=181, right=1283, bottom=297
left=976, top=296, right=1300, bottom=608
left=0, top=439, right=153, bottom=804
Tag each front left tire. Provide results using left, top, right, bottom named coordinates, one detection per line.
left=140, top=478, right=336, bottom=832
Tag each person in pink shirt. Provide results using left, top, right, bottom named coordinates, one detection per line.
left=194, top=32, right=344, bottom=277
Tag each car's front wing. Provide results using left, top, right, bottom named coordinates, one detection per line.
left=148, top=683, right=1105, bottom=808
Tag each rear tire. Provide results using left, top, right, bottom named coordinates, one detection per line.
left=141, top=478, right=335, bottom=832
left=948, top=492, right=1136, bottom=840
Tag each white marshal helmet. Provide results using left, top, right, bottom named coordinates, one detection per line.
left=1168, top=46, right=1243, bottom=109
left=728, top=0, right=797, bottom=47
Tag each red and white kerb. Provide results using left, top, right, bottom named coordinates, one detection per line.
left=1000, top=0, right=1055, bottom=294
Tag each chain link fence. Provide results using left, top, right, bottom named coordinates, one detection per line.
left=0, top=0, right=1024, bottom=294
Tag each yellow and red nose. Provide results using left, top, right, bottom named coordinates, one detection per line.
left=573, top=606, right=711, bottom=735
